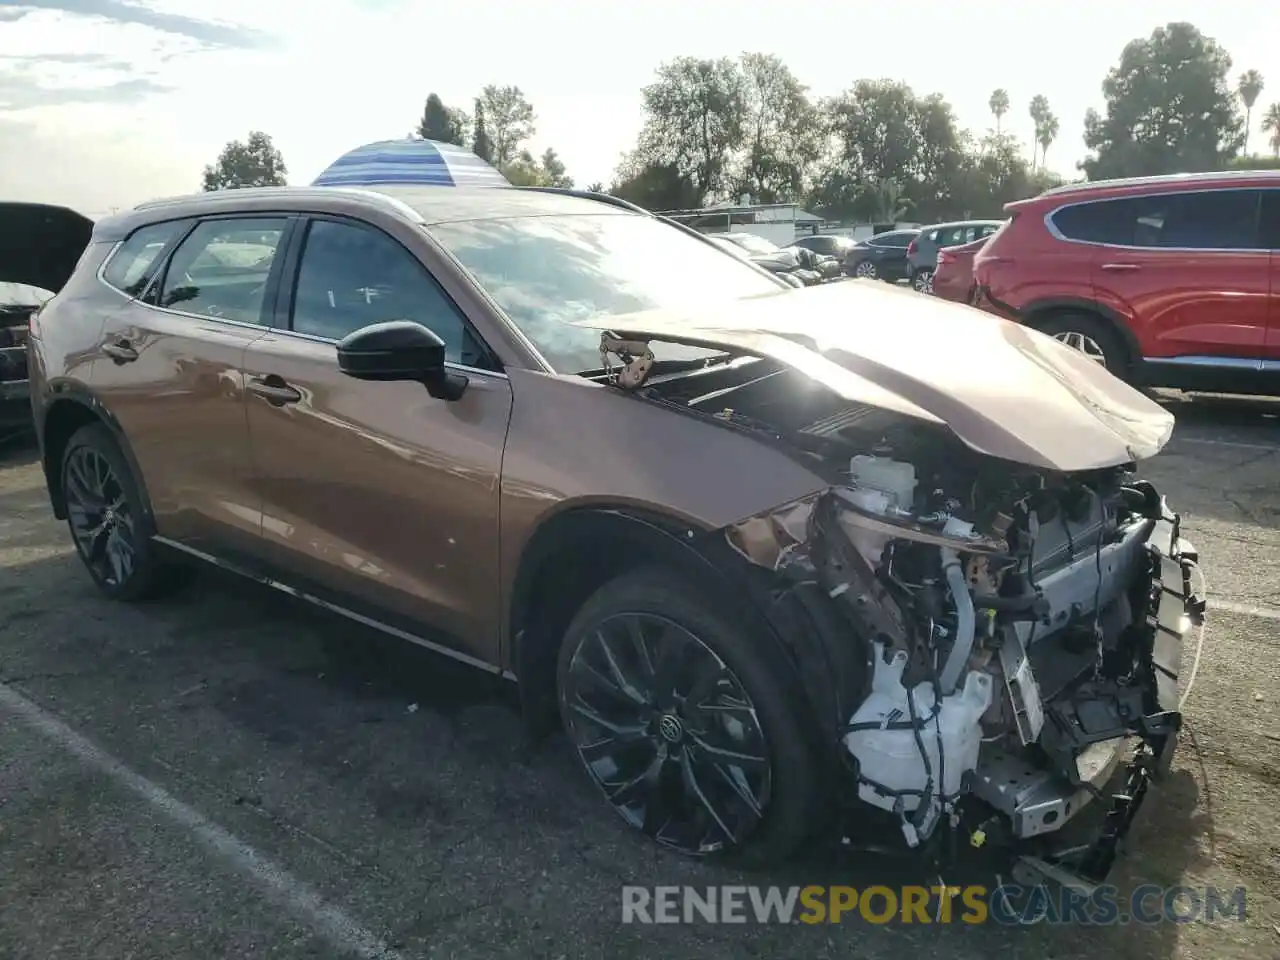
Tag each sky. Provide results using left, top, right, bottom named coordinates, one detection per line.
left=0, top=0, right=1277, bottom=214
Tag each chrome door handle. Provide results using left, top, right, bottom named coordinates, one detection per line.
left=101, top=338, right=138, bottom=363
left=247, top=375, right=302, bottom=405
left=1100, top=262, right=1141, bottom=271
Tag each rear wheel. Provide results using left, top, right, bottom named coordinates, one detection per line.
left=61, top=423, right=176, bottom=601
left=1032, top=312, right=1130, bottom=379
left=912, top=269, right=934, bottom=294
left=556, top=567, right=818, bottom=866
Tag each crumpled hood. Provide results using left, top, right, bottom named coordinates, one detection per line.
left=0, top=202, right=95, bottom=294
left=582, top=280, right=1175, bottom=472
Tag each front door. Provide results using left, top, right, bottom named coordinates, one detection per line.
left=242, top=215, right=513, bottom=664
left=91, top=214, right=292, bottom=554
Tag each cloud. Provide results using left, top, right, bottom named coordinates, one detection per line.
left=0, top=1, right=269, bottom=49
left=0, top=73, right=171, bottom=109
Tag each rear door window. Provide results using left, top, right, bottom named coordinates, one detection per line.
left=157, top=218, right=289, bottom=324
left=1260, top=191, right=1280, bottom=249
left=1053, top=190, right=1264, bottom=250
left=876, top=232, right=913, bottom=248
left=102, top=221, right=188, bottom=297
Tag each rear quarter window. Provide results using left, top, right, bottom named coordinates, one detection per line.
left=102, top=221, right=188, bottom=297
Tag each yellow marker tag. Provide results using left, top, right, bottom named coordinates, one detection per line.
left=970, top=828, right=986, bottom=848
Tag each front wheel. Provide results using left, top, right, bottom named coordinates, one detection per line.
left=852, top=260, right=878, bottom=280
left=556, top=567, right=819, bottom=866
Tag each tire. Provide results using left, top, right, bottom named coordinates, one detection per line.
left=1031, top=312, right=1130, bottom=379
left=556, top=566, right=819, bottom=867
left=852, top=261, right=878, bottom=280
left=60, top=422, right=176, bottom=601
left=911, top=269, right=934, bottom=294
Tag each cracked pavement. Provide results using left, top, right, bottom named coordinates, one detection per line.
left=1, top=392, right=1278, bottom=959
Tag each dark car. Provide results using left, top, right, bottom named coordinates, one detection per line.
left=842, top=229, right=920, bottom=281
left=791, top=234, right=856, bottom=260
left=0, top=203, right=94, bottom=423
left=18, top=184, right=1202, bottom=883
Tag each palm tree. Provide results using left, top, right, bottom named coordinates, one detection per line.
left=1037, top=112, right=1060, bottom=169
left=1263, top=102, right=1280, bottom=158
left=1028, top=95, right=1050, bottom=169
left=1237, top=70, right=1265, bottom=154
left=989, top=89, right=1010, bottom=135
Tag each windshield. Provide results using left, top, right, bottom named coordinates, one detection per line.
left=427, top=214, right=783, bottom=373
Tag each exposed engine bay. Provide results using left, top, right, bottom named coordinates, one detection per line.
left=604, top=343, right=1207, bottom=887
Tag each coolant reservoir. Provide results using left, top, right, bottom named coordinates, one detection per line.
left=843, top=644, right=994, bottom=814
left=849, top=455, right=917, bottom=510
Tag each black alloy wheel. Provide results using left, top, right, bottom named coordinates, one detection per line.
left=64, top=442, right=138, bottom=588
left=560, top=610, right=772, bottom=855
left=60, top=423, right=175, bottom=600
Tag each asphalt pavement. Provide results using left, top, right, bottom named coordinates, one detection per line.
left=1, top=391, right=1278, bottom=960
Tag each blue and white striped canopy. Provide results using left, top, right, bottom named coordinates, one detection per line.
left=312, top=138, right=510, bottom=188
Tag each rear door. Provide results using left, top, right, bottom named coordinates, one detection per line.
left=1055, top=188, right=1269, bottom=361
left=91, top=214, right=293, bottom=554
left=241, top=214, right=513, bottom=663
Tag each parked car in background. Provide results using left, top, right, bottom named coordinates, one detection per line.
left=707, top=232, right=830, bottom=285
left=17, top=184, right=1201, bottom=883
left=841, top=229, right=920, bottom=281
left=0, top=202, right=94, bottom=426
left=929, top=236, right=990, bottom=303
left=791, top=234, right=856, bottom=260
left=972, top=170, right=1280, bottom=390
left=906, top=220, right=1004, bottom=293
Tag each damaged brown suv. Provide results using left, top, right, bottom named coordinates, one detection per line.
left=24, top=185, right=1205, bottom=883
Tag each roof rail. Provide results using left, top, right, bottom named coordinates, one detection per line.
left=512, top=185, right=652, bottom=216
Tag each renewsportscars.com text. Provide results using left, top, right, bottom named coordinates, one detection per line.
left=620, top=884, right=1248, bottom=926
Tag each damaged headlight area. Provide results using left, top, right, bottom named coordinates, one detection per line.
left=725, top=454, right=1206, bottom=887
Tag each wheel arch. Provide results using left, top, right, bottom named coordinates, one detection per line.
left=38, top=384, right=153, bottom=523
left=1019, top=297, right=1141, bottom=367
left=507, top=504, right=805, bottom=739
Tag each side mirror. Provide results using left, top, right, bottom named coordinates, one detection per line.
left=336, top=320, right=468, bottom=401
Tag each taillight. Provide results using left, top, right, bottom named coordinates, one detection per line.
left=906, top=239, right=917, bottom=255
left=937, top=250, right=956, bottom=267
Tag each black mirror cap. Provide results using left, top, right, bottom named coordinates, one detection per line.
left=337, top=320, right=445, bottom=382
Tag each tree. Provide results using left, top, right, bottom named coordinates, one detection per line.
left=471, top=98, right=494, bottom=163
left=1237, top=70, right=1265, bottom=154
left=815, top=80, right=965, bottom=223
left=416, top=93, right=469, bottom=146
left=632, top=56, right=747, bottom=204
left=540, top=147, right=573, bottom=188
left=989, top=88, right=1010, bottom=134
left=1028, top=95, right=1050, bottom=169
left=733, top=53, right=822, bottom=202
left=1263, top=103, right=1280, bottom=158
left=1037, top=111, right=1060, bottom=170
left=610, top=159, right=702, bottom=211
left=201, top=131, right=287, bottom=191
left=479, top=84, right=536, bottom=166
left=1082, top=22, right=1244, bottom=179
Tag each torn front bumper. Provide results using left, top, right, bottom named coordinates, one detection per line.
left=972, top=504, right=1205, bottom=888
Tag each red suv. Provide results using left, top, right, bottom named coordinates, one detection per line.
left=972, top=171, right=1280, bottom=392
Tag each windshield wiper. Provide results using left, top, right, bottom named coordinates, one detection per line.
left=577, top=353, right=736, bottom=380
